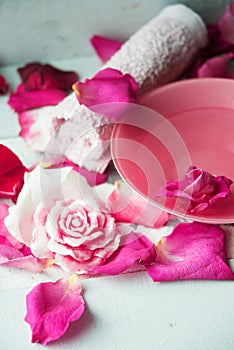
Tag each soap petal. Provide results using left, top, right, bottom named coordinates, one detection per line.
left=25, top=275, right=85, bottom=345
left=147, top=222, right=234, bottom=281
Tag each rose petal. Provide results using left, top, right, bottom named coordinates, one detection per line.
left=158, top=166, right=233, bottom=214
left=0, top=144, right=27, bottom=201
left=147, top=222, right=234, bottom=281
left=108, top=181, right=169, bottom=228
left=4, top=165, right=93, bottom=246
left=73, top=68, right=138, bottom=120
left=197, top=53, right=234, bottom=78
left=0, top=203, right=23, bottom=248
left=90, top=35, right=123, bottom=62
left=0, top=74, right=9, bottom=95
left=0, top=244, right=54, bottom=272
left=18, top=62, right=78, bottom=91
left=207, top=24, right=232, bottom=54
left=222, top=224, right=234, bottom=259
left=219, top=3, right=234, bottom=44
left=89, top=232, right=157, bottom=276
left=25, top=274, right=85, bottom=345
left=42, top=157, right=108, bottom=186
left=8, top=83, right=66, bottom=112
left=0, top=202, right=53, bottom=272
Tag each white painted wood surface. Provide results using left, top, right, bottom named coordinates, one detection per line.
left=1, top=1, right=234, bottom=346
left=0, top=0, right=233, bottom=66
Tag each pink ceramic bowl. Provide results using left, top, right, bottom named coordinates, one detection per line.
left=111, top=78, right=234, bottom=223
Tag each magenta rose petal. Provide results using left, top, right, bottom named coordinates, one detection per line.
left=0, top=74, right=9, bottom=95
left=18, top=62, right=79, bottom=91
left=147, top=222, right=234, bottom=282
left=206, top=24, right=232, bottom=54
left=90, top=35, right=123, bottom=62
left=89, top=232, right=157, bottom=276
left=25, top=275, right=85, bottom=345
left=8, top=84, right=66, bottom=113
left=158, top=166, right=233, bottom=213
left=197, top=53, right=234, bottom=78
left=108, top=181, right=169, bottom=228
left=73, top=68, right=138, bottom=115
left=0, top=144, right=27, bottom=201
left=219, top=2, right=234, bottom=44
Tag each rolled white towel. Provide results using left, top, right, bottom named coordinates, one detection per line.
left=21, top=4, right=208, bottom=172
left=106, top=4, right=208, bottom=94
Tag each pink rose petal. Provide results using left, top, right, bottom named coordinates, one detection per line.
left=0, top=202, right=54, bottom=272
left=223, top=225, right=234, bottom=259
left=0, top=244, right=54, bottom=272
left=25, top=275, right=85, bottom=345
left=89, top=232, right=157, bottom=276
left=18, top=62, right=78, bottom=91
left=219, top=3, right=234, bottom=44
left=43, top=157, right=108, bottom=186
left=108, top=181, right=169, bottom=228
left=90, top=35, right=123, bottom=62
left=147, top=222, right=234, bottom=281
left=197, top=53, right=234, bottom=78
left=0, top=74, right=9, bottom=95
left=73, top=68, right=138, bottom=120
left=158, top=166, right=233, bottom=213
left=0, top=203, right=23, bottom=248
left=207, top=24, right=232, bottom=54
left=0, top=144, right=27, bottom=201
left=8, top=83, right=66, bottom=112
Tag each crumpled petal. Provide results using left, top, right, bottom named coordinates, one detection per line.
left=197, top=53, right=234, bottom=78
left=89, top=232, right=157, bottom=276
left=18, top=62, right=78, bottom=91
left=207, top=24, right=232, bottom=55
left=90, top=35, right=123, bottom=62
left=108, top=180, right=169, bottom=228
left=0, top=74, right=9, bottom=95
left=147, top=222, right=234, bottom=281
left=219, top=2, right=234, bottom=44
left=0, top=144, right=27, bottom=201
left=73, top=68, right=138, bottom=116
left=8, top=83, right=66, bottom=113
left=158, top=166, right=233, bottom=213
left=42, top=157, right=108, bottom=186
left=25, top=274, right=85, bottom=345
